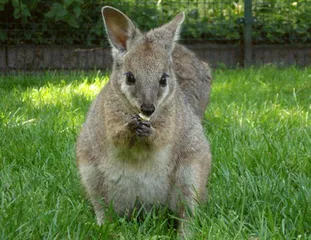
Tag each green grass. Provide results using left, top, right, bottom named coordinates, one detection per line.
left=0, top=67, right=310, bottom=239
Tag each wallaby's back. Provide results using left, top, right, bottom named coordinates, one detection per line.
left=173, top=44, right=212, bottom=118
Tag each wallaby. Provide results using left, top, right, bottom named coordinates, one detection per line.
left=76, top=6, right=212, bottom=236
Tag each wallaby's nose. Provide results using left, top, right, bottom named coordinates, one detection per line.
left=140, top=104, right=155, bottom=117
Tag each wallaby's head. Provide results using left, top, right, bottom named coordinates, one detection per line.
left=102, top=6, right=184, bottom=118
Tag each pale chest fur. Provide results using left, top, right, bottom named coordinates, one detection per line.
left=98, top=144, right=173, bottom=214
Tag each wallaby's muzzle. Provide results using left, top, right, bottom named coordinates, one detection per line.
left=140, top=103, right=155, bottom=116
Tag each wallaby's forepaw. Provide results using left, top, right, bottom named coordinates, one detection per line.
left=128, top=114, right=152, bottom=137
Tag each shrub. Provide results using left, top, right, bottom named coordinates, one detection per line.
left=0, top=0, right=309, bottom=46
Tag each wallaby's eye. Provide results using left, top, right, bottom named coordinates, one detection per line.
left=159, top=73, right=169, bottom=87
left=125, top=72, right=136, bottom=85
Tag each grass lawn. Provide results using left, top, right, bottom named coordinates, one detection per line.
left=0, top=66, right=310, bottom=239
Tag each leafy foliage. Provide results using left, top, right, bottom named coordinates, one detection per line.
left=0, top=0, right=310, bottom=45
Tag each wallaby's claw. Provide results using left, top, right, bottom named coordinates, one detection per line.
left=141, top=121, right=151, bottom=128
left=136, top=124, right=152, bottom=137
left=128, top=114, right=141, bottom=130
left=128, top=114, right=152, bottom=137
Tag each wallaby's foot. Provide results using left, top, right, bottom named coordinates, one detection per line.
left=178, top=221, right=194, bottom=239
left=96, top=215, right=103, bottom=226
left=95, top=210, right=104, bottom=226
left=93, top=201, right=105, bottom=226
left=128, top=114, right=152, bottom=137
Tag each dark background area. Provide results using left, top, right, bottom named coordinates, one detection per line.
left=0, top=0, right=310, bottom=70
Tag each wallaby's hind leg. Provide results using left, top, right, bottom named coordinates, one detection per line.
left=170, top=152, right=211, bottom=238
left=78, top=163, right=106, bottom=225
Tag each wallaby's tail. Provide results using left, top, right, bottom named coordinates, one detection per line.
left=172, top=44, right=212, bottom=118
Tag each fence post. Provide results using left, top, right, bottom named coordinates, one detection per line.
left=244, top=0, right=253, bottom=67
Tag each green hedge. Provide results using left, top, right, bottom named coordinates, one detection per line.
left=0, top=0, right=310, bottom=46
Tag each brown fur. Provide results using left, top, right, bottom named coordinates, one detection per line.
left=76, top=6, right=212, bottom=237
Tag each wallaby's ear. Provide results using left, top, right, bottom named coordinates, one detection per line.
left=165, top=12, right=185, bottom=42
left=101, top=6, right=138, bottom=52
left=152, top=12, right=185, bottom=53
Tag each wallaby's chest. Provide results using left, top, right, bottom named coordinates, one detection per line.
left=99, top=145, right=172, bottom=214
